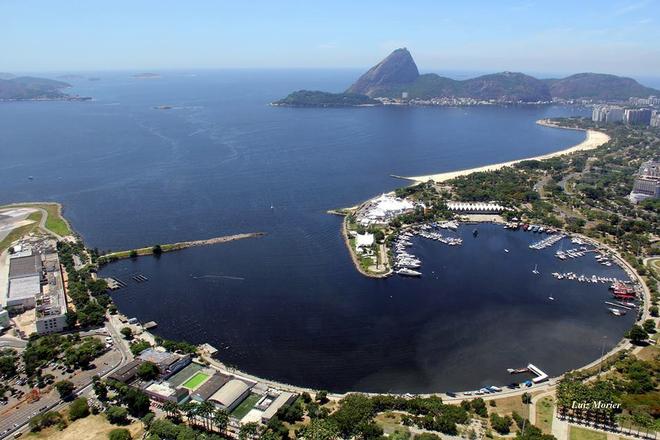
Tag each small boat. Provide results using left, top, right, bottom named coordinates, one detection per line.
left=473, top=229, right=479, bottom=237
left=532, top=264, right=540, bottom=275
left=504, top=249, right=509, bottom=253
left=507, top=368, right=529, bottom=374
left=548, top=296, right=555, bottom=300
left=608, top=307, right=625, bottom=316
left=396, top=268, right=422, bottom=277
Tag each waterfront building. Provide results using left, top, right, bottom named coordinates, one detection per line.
left=446, top=201, right=507, bottom=213
left=356, top=194, right=415, bottom=225
left=208, top=378, right=254, bottom=411
left=137, top=348, right=192, bottom=379
left=629, top=160, right=660, bottom=203
left=4, top=249, right=68, bottom=334
left=624, top=108, right=653, bottom=125
left=144, top=382, right=189, bottom=403
left=355, top=233, right=374, bottom=254
left=190, top=372, right=231, bottom=402
left=108, top=359, right=145, bottom=383
left=259, top=390, right=297, bottom=423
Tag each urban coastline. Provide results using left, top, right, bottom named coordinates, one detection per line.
left=0, top=117, right=658, bottom=439
left=337, top=120, right=611, bottom=279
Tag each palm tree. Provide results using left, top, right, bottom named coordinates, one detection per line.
left=196, top=401, right=215, bottom=431
left=239, top=422, right=261, bottom=440
left=162, top=401, right=181, bottom=421
left=181, top=401, right=198, bottom=426
left=213, top=408, right=229, bottom=434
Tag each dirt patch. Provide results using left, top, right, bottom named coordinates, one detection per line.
left=31, top=414, right=143, bottom=440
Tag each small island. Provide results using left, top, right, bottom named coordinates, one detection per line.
left=132, top=72, right=161, bottom=79
left=272, top=90, right=379, bottom=107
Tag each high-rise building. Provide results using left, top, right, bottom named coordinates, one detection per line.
left=624, top=108, right=652, bottom=125
left=629, top=160, right=660, bottom=203
left=592, top=105, right=624, bottom=123
left=651, top=110, right=660, bottom=128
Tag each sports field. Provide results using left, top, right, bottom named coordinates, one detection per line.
left=182, top=372, right=210, bottom=390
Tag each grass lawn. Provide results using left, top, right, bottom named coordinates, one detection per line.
left=181, top=372, right=210, bottom=390
left=0, top=202, right=72, bottom=238
left=375, top=412, right=410, bottom=435
left=570, top=426, right=607, bottom=440
left=535, top=396, right=555, bottom=434
left=230, top=393, right=261, bottom=420
left=0, top=222, right=38, bottom=253
left=489, top=395, right=527, bottom=418
left=648, top=258, right=660, bottom=278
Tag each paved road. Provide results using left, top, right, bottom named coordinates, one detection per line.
left=0, top=319, right=129, bottom=439
left=0, top=337, right=26, bottom=350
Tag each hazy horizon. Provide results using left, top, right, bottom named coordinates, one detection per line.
left=2, top=0, right=659, bottom=77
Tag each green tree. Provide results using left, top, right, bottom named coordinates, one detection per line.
left=136, top=361, right=159, bottom=381
left=93, top=376, right=108, bottom=401
left=626, top=325, right=649, bottom=344
left=239, top=422, right=261, bottom=440
left=0, top=350, right=18, bottom=379
left=129, top=340, right=151, bottom=356
left=69, top=397, right=90, bottom=421
left=120, top=327, right=133, bottom=340
left=106, top=405, right=129, bottom=425
left=108, top=428, right=132, bottom=440
left=55, top=380, right=75, bottom=399
left=642, top=319, right=656, bottom=333
left=213, top=408, right=229, bottom=433
left=471, top=398, right=488, bottom=417
left=490, top=413, right=513, bottom=434
left=297, top=419, right=340, bottom=440
left=316, top=390, right=329, bottom=404
left=152, top=244, right=162, bottom=255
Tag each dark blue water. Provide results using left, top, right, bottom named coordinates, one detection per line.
left=0, top=70, right=633, bottom=392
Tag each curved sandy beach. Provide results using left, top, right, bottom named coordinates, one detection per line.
left=404, top=120, right=610, bottom=183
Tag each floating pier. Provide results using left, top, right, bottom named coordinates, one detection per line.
left=527, top=363, right=548, bottom=383
left=105, top=277, right=126, bottom=290
left=132, top=274, right=149, bottom=283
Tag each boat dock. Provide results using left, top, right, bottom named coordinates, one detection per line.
left=527, top=363, right=548, bottom=383
left=132, top=274, right=148, bottom=283
left=105, top=277, right=126, bottom=290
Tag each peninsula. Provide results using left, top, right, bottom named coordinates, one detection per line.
left=275, top=48, right=660, bottom=107
left=0, top=75, right=90, bottom=101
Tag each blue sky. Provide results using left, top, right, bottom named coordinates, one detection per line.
left=2, top=0, right=659, bottom=76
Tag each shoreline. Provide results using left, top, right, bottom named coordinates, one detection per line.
left=340, top=214, right=392, bottom=279
left=401, top=119, right=611, bottom=183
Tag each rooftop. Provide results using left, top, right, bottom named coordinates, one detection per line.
left=8, top=275, right=40, bottom=299
left=209, top=379, right=252, bottom=408
left=8, top=255, right=42, bottom=279
left=190, top=372, right=232, bottom=401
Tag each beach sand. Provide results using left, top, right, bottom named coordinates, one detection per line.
left=405, top=120, right=610, bottom=183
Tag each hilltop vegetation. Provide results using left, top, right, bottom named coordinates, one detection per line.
left=0, top=76, right=71, bottom=100
left=273, top=90, right=378, bottom=107
left=277, top=48, right=660, bottom=105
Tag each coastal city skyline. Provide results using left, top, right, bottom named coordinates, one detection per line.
left=2, top=0, right=660, bottom=76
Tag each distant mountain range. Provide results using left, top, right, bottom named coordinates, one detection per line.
left=0, top=75, right=74, bottom=100
left=274, top=48, right=660, bottom=106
